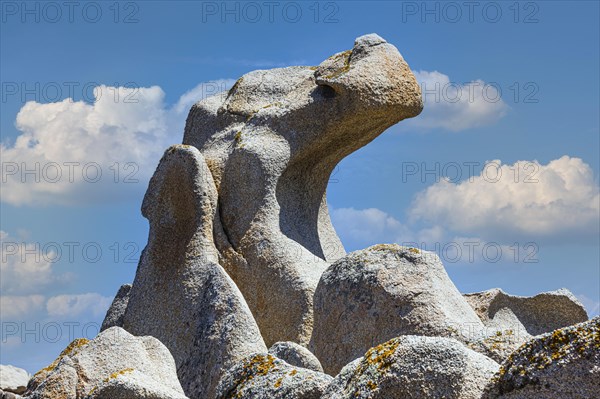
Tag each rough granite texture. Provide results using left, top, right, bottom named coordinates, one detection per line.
left=464, top=288, right=588, bottom=335
left=122, top=145, right=266, bottom=399
left=268, top=342, right=324, bottom=373
left=85, top=369, right=189, bottom=399
left=1, top=390, right=22, bottom=399
left=464, top=328, right=531, bottom=364
left=0, top=365, right=30, bottom=395
left=215, top=353, right=332, bottom=399
left=183, top=33, right=423, bottom=346
left=310, top=244, right=484, bottom=374
left=25, top=327, right=186, bottom=399
left=322, top=335, right=499, bottom=399
left=482, top=317, right=600, bottom=399
left=100, top=284, right=131, bottom=332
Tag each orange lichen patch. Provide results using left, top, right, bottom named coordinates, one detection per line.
left=274, top=377, right=283, bottom=388
left=359, top=338, right=400, bottom=373
left=229, top=354, right=279, bottom=398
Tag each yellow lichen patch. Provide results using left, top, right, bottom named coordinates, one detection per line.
left=261, top=101, right=282, bottom=109
left=230, top=354, right=279, bottom=397
left=289, top=369, right=298, bottom=376
left=104, top=368, right=135, bottom=383
left=366, top=380, right=377, bottom=390
left=359, top=338, right=400, bottom=373
left=368, top=244, right=396, bottom=252
left=234, top=131, right=242, bottom=143
left=324, top=50, right=352, bottom=79
left=408, top=247, right=420, bottom=254
left=34, top=338, right=90, bottom=377
left=274, top=377, right=283, bottom=388
left=494, top=320, right=600, bottom=387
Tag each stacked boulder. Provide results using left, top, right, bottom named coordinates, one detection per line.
left=23, top=327, right=188, bottom=399
left=21, top=34, right=597, bottom=399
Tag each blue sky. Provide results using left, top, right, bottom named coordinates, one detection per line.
left=1, top=1, right=599, bottom=373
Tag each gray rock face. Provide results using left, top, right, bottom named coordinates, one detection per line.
left=322, top=335, right=499, bottom=399
left=85, top=369, right=188, bottom=399
left=122, top=145, right=266, bottom=399
left=0, top=365, right=30, bottom=395
left=215, top=353, right=332, bottom=399
left=268, top=342, right=324, bottom=373
left=1, top=390, right=22, bottom=399
left=465, top=329, right=531, bottom=364
left=464, top=288, right=588, bottom=336
left=310, top=244, right=484, bottom=374
left=482, top=317, right=600, bottom=399
left=25, top=327, right=187, bottom=399
left=183, top=33, right=423, bottom=346
left=100, top=284, right=131, bottom=331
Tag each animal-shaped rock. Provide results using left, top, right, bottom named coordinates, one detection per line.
left=121, top=145, right=266, bottom=399
left=183, top=33, right=423, bottom=345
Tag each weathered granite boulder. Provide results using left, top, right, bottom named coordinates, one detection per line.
left=26, top=338, right=90, bottom=394
left=1, top=390, right=22, bottom=399
left=322, top=335, right=499, bottom=399
left=25, top=327, right=187, bottom=399
left=464, top=328, right=531, bottom=364
left=215, top=353, right=332, bottom=399
left=268, top=342, right=324, bottom=373
left=482, top=317, right=600, bottom=399
left=0, top=365, right=30, bottom=395
left=85, top=369, right=188, bottom=399
left=121, top=145, right=266, bottom=399
left=183, top=33, right=423, bottom=345
left=100, top=284, right=131, bottom=331
left=310, top=244, right=484, bottom=374
left=464, top=288, right=588, bottom=335
left=461, top=288, right=589, bottom=363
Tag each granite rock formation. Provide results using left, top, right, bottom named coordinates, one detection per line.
left=121, top=145, right=266, bottom=399
left=183, top=33, right=423, bottom=345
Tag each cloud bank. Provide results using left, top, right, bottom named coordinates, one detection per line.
left=1, top=80, right=234, bottom=206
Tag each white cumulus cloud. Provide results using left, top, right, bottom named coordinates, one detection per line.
left=46, top=293, right=112, bottom=318
left=0, top=295, right=46, bottom=319
left=330, top=207, right=411, bottom=251
left=1, top=80, right=234, bottom=206
left=410, top=156, right=600, bottom=242
left=409, top=70, right=508, bottom=131
left=0, top=231, right=73, bottom=295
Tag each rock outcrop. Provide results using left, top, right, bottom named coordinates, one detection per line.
left=322, top=335, right=499, bottom=399
left=310, top=244, right=484, bottom=374
left=121, top=145, right=266, bottom=399
left=25, top=327, right=187, bottom=399
left=1, top=390, right=22, bottom=399
left=215, top=353, right=332, bottom=399
left=268, top=342, right=324, bottom=373
left=100, top=284, right=131, bottom=331
left=0, top=365, right=29, bottom=395
left=482, top=317, right=600, bottom=399
left=183, top=33, right=423, bottom=345
left=464, top=288, right=588, bottom=335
